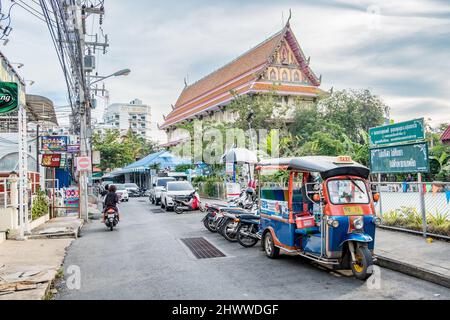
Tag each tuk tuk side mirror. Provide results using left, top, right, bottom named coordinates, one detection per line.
left=373, top=193, right=380, bottom=203
left=153, top=183, right=156, bottom=187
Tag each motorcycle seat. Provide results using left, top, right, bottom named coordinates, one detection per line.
left=237, top=214, right=260, bottom=220
left=219, top=208, right=246, bottom=215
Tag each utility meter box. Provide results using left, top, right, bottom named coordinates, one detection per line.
left=84, top=55, right=96, bottom=72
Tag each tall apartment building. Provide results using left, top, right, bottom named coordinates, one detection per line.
left=102, top=99, right=152, bottom=139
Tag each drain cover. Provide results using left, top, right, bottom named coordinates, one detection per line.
left=150, top=209, right=165, bottom=214
left=181, top=237, right=226, bottom=259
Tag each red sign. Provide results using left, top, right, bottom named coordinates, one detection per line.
left=42, top=154, right=62, bottom=168
left=76, top=157, right=91, bottom=171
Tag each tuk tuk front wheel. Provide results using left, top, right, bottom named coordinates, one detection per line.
left=350, top=244, right=373, bottom=281
left=264, top=232, right=280, bottom=259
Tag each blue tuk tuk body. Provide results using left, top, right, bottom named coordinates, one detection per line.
left=258, top=156, right=380, bottom=280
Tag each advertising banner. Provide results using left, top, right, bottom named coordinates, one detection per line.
left=41, top=136, right=68, bottom=152
left=42, top=154, right=62, bottom=168
left=0, top=82, right=19, bottom=114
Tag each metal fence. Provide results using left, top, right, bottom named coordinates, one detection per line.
left=372, top=182, right=450, bottom=239
left=197, top=182, right=227, bottom=200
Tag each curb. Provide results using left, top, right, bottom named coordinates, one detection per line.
left=375, top=255, right=450, bottom=289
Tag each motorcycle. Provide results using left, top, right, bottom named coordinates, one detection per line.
left=104, top=206, right=119, bottom=231
left=201, top=188, right=254, bottom=233
left=235, top=214, right=262, bottom=247
left=173, top=191, right=206, bottom=214
left=217, top=201, right=258, bottom=242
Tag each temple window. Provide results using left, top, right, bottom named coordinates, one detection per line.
left=270, top=70, right=277, bottom=81
left=282, top=70, right=288, bottom=82
left=294, top=71, right=300, bottom=82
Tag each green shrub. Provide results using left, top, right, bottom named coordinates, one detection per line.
left=383, top=207, right=450, bottom=236
left=32, top=188, right=49, bottom=220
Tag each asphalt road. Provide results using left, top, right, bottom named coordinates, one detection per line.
left=56, top=198, right=450, bottom=300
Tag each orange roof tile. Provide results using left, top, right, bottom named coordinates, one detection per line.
left=175, top=31, right=284, bottom=109
left=441, top=125, right=450, bottom=143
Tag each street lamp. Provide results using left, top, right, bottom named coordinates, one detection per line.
left=24, top=80, right=35, bottom=86
left=12, top=62, right=24, bottom=69
left=89, top=68, right=131, bottom=86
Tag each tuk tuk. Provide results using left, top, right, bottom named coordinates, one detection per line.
left=256, top=156, right=381, bottom=280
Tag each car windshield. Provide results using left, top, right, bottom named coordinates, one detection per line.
left=125, top=184, right=138, bottom=188
left=167, top=182, right=193, bottom=191
left=157, top=178, right=175, bottom=187
left=327, top=179, right=369, bottom=204
left=115, top=184, right=126, bottom=191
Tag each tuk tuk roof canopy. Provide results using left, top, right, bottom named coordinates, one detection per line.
left=257, top=156, right=370, bottom=180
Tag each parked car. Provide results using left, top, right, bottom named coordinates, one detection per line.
left=124, top=183, right=140, bottom=197
left=114, top=184, right=129, bottom=202
left=149, top=177, right=176, bottom=205
left=160, top=181, right=195, bottom=211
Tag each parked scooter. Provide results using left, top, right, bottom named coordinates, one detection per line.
left=201, top=188, right=255, bottom=233
left=173, top=191, right=206, bottom=214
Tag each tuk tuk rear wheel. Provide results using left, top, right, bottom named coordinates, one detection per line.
left=264, top=232, right=280, bottom=259
left=350, top=245, right=373, bottom=281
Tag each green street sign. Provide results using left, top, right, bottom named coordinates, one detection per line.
left=370, top=142, right=430, bottom=174
left=369, top=118, right=425, bottom=147
left=0, top=82, right=19, bottom=114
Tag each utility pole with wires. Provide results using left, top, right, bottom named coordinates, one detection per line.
left=39, top=0, right=108, bottom=221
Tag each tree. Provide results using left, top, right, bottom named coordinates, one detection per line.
left=228, top=91, right=289, bottom=132
left=92, top=129, right=160, bottom=171
left=318, top=89, right=387, bottom=144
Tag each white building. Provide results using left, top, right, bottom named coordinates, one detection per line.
left=103, top=99, right=152, bottom=139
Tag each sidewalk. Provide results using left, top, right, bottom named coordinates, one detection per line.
left=375, top=229, right=450, bottom=288
left=0, top=217, right=83, bottom=300
left=203, top=197, right=450, bottom=288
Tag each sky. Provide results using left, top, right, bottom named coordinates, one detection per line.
left=2, top=0, right=450, bottom=142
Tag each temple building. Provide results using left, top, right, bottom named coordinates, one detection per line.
left=160, top=20, right=324, bottom=146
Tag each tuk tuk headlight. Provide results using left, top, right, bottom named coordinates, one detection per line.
left=327, top=219, right=339, bottom=228
left=353, top=217, right=364, bottom=230
left=372, top=217, right=382, bottom=226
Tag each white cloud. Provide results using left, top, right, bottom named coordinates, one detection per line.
left=1, top=0, right=449, bottom=144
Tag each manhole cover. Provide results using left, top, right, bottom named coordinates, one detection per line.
left=181, top=237, right=226, bottom=259
left=150, top=209, right=165, bottom=214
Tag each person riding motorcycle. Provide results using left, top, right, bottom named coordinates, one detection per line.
left=103, top=185, right=120, bottom=222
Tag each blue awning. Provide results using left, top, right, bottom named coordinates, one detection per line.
left=121, top=151, right=191, bottom=174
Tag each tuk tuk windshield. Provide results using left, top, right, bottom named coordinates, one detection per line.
left=327, top=179, right=369, bottom=205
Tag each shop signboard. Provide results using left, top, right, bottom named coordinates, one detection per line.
left=42, top=154, right=62, bottom=168
left=41, top=136, right=68, bottom=152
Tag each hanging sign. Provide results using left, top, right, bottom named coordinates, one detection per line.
left=67, top=145, right=80, bottom=154
left=370, top=142, right=430, bottom=174
left=0, top=82, right=19, bottom=114
left=42, top=154, right=62, bottom=168
left=92, top=151, right=101, bottom=165
left=226, top=183, right=241, bottom=201
left=369, top=118, right=425, bottom=147
left=41, top=136, right=68, bottom=152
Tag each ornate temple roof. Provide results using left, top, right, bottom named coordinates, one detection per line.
left=441, top=125, right=450, bottom=144
left=161, top=21, right=322, bottom=130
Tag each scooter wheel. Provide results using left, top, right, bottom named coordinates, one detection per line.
left=175, top=206, right=184, bottom=215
